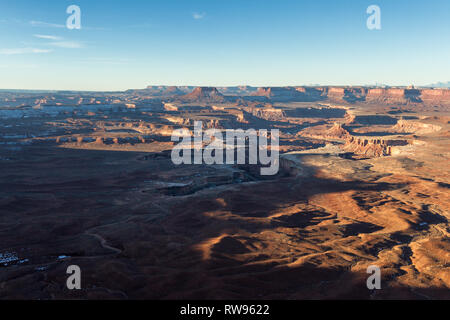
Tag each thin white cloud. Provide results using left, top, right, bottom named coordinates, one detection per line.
left=33, top=35, right=84, bottom=49
left=30, top=19, right=107, bottom=31
left=30, top=20, right=65, bottom=28
left=49, top=41, right=83, bottom=49
left=34, top=34, right=63, bottom=41
left=193, top=12, right=206, bottom=20
left=0, top=48, right=53, bottom=55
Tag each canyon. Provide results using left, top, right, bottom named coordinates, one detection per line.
left=0, top=85, right=449, bottom=300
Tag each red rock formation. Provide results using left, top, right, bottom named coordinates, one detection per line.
left=300, top=123, right=350, bottom=140
left=327, top=87, right=345, bottom=96
left=253, top=86, right=450, bottom=106
left=251, top=107, right=286, bottom=121
left=179, top=87, right=226, bottom=103
left=392, top=120, right=441, bottom=134
left=421, top=89, right=450, bottom=103
left=326, top=123, right=351, bottom=139
left=253, top=87, right=327, bottom=102
left=343, top=136, right=409, bottom=157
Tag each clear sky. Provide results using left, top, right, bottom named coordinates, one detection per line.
left=0, top=0, right=449, bottom=91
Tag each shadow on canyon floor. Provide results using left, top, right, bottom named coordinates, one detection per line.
left=0, top=147, right=448, bottom=300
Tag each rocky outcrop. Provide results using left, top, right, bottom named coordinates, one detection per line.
left=250, top=107, right=286, bottom=121
left=326, top=87, right=346, bottom=100
left=325, top=123, right=351, bottom=139
left=164, top=116, right=222, bottom=129
left=343, top=136, right=409, bottom=157
left=178, top=87, right=226, bottom=103
left=392, top=120, right=441, bottom=134
left=51, top=135, right=161, bottom=146
left=252, top=87, right=326, bottom=102
left=366, top=88, right=422, bottom=104
left=421, top=89, right=450, bottom=104
left=163, top=103, right=178, bottom=111
left=300, top=123, right=350, bottom=140
left=217, top=86, right=258, bottom=96
left=162, top=86, right=187, bottom=96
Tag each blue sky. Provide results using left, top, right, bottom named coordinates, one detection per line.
left=0, top=0, right=449, bottom=91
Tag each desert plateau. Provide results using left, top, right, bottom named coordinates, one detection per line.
left=0, top=85, right=449, bottom=299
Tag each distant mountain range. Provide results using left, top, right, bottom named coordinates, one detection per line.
left=424, top=81, right=450, bottom=88
left=2, top=82, right=449, bottom=94
left=157, top=86, right=450, bottom=106
left=125, top=85, right=259, bottom=97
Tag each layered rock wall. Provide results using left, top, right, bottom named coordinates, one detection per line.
left=343, top=136, right=409, bottom=157
left=251, top=86, right=450, bottom=106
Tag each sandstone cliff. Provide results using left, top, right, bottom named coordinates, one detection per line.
left=250, top=86, right=450, bottom=106
left=178, top=87, right=226, bottom=103
left=343, top=136, right=409, bottom=157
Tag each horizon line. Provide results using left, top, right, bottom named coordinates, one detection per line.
left=1, top=83, right=449, bottom=93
